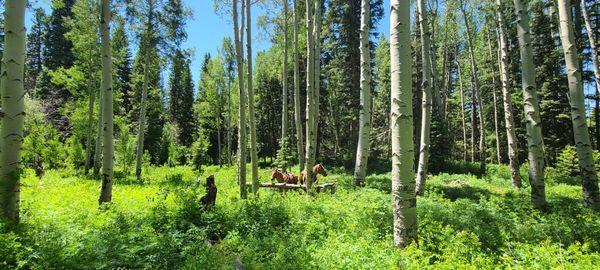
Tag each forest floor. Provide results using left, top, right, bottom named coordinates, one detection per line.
left=2, top=163, right=600, bottom=269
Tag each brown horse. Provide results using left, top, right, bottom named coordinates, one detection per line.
left=271, top=168, right=299, bottom=184
left=301, top=163, right=328, bottom=185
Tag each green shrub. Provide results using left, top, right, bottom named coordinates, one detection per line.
left=556, top=145, right=600, bottom=176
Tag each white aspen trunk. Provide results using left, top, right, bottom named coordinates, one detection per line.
left=84, top=75, right=95, bottom=173
left=0, top=0, right=26, bottom=224
left=304, top=0, right=316, bottom=193
left=461, top=2, right=486, bottom=172
left=353, top=0, right=372, bottom=187
left=93, top=86, right=103, bottom=175
left=557, top=0, right=600, bottom=209
left=246, top=0, right=259, bottom=195
left=415, top=0, right=433, bottom=195
left=496, top=1, right=522, bottom=188
left=293, top=0, right=305, bottom=172
left=457, top=59, right=468, bottom=162
left=486, top=34, right=503, bottom=164
left=99, top=0, right=114, bottom=204
left=312, top=0, right=322, bottom=160
left=135, top=0, right=154, bottom=180
left=233, top=0, right=248, bottom=199
left=227, top=79, right=232, bottom=166
left=390, top=0, right=417, bottom=248
left=282, top=0, right=289, bottom=143
left=513, top=0, right=547, bottom=211
left=581, top=2, right=600, bottom=100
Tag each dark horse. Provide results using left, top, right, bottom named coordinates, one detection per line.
left=301, top=163, right=328, bottom=185
left=271, top=168, right=299, bottom=184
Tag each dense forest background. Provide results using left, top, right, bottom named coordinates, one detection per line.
left=0, top=0, right=600, bottom=268
left=0, top=0, right=597, bottom=175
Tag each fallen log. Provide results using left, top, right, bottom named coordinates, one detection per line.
left=245, top=182, right=337, bottom=194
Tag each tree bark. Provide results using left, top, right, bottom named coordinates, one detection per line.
left=0, top=0, right=26, bottom=224
left=84, top=72, right=95, bottom=173
left=486, top=33, right=503, bottom=165
left=353, top=0, right=372, bottom=187
left=233, top=0, right=248, bottom=199
left=282, top=0, right=289, bottom=144
left=513, top=0, right=547, bottom=211
left=415, top=0, right=434, bottom=195
left=246, top=0, right=259, bottom=195
left=456, top=58, right=468, bottom=162
left=461, top=1, right=486, bottom=173
left=312, top=0, right=322, bottom=162
left=99, top=0, right=114, bottom=204
left=496, top=0, right=521, bottom=188
left=304, top=0, right=316, bottom=194
left=135, top=0, right=154, bottom=180
left=581, top=1, right=600, bottom=148
left=557, top=0, right=600, bottom=209
left=93, top=86, right=103, bottom=176
left=293, top=0, right=305, bottom=172
left=390, top=0, right=417, bottom=248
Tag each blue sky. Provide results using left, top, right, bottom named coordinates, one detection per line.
left=25, top=0, right=391, bottom=86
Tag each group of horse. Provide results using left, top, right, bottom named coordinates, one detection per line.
left=271, top=163, right=328, bottom=185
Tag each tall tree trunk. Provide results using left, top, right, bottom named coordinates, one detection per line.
left=415, top=0, right=433, bottom=195
left=293, top=0, right=305, bottom=172
left=0, top=0, right=26, bottom=225
left=581, top=1, right=600, bottom=148
left=84, top=74, right=95, bottom=173
left=99, top=0, right=114, bottom=204
left=514, top=0, right=547, bottom=211
left=135, top=0, right=154, bottom=180
left=557, top=0, right=600, bottom=209
left=282, top=0, right=289, bottom=144
left=461, top=2, right=486, bottom=172
left=93, top=87, right=103, bottom=176
left=439, top=6, right=451, bottom=119
left=486, top=33, right=503, bottom=164
left=496, top=0, right=521, bottom=188
left=390, top=0, right=417, bottom=248
left=353, top=0, right=372, bottom=187
left=233, top=0, right=248, bottom=199
left=217, top=124, right=222, bottom=166
left=312, top=0, right=322, bottom=161
left=304, top=0, right=316, bottom=193
left=227, top=78, right=232, bottom=165
left=246, top=0, right=259, bottom=195
left=457, top=58, right=468, bottom=162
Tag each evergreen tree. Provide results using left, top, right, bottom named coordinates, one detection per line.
left=44, top=0, right=75, bottom=70
left=169, top=51, right=196, bottom=147
left=112, top=18, right=133, bottom=118
left=25, top=8, right=47, bottom=93
left=39, top=0, right=76, bottom=136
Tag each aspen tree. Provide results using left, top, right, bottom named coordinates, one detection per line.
left=246, top=0, right=260, bottom=195
left=99, top=0, right=114, bottom=204
left=390, top=0, right=417, bottom=248
left=415, top=0, right=433, bottom=195
left=293, top=0, right=305, bottom=172
left=135, top=0, right=155, bottom=180
left=556, top=0, right=599, bottom=209
left=233, top=0, right=248, bottom=199
left=353, top=0, right=373, bottom=187
left=0, top=0, right=26, bottom=224
left=513, top=0, right=547, bottom=210
left=496, top=0, right=521, bottom=188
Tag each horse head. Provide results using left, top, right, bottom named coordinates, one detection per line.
left=271, top=167, right=285, bottom=183
left=313, top=163, right=328, bottom=177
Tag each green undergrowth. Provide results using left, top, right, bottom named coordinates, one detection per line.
left=1, top=163, right=599, bottom=269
